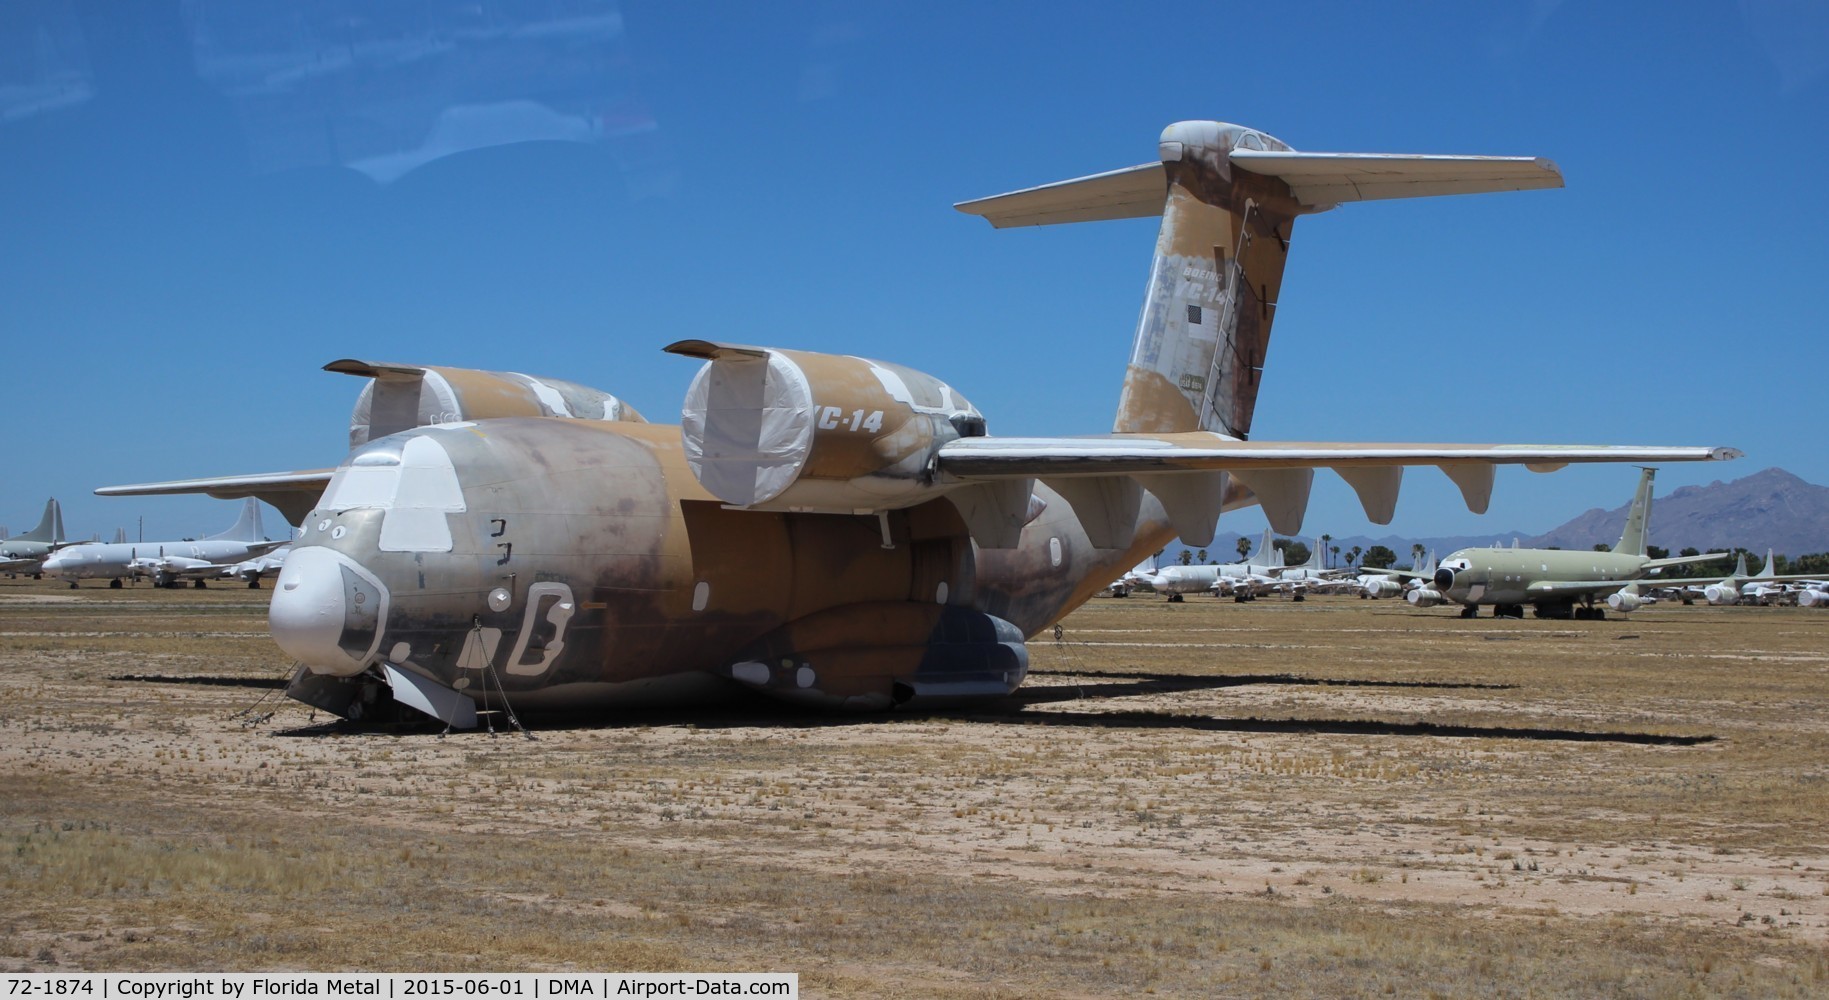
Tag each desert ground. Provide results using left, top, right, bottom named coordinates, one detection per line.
left=3, top=574, right=1828, bottom=997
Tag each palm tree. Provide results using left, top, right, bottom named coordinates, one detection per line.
left=1331, top=545, right=1341, bottom=567
left=1196, top=548, right=1208, bottom=565
left=1235, top=536, right=1251, bottom=561
left=1178, top=549, right=1194, bottom=566
left=1349, top=545, right=1362, bottom=569
left=1320, top=533, right=1333, bottom=568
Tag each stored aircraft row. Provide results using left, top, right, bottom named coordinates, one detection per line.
left=38, top=499, right=287, bottom=588
left=96, top=120, right=1736, bottom=728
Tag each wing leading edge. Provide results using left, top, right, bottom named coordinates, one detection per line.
left=96, top=471, right=334, bottom=528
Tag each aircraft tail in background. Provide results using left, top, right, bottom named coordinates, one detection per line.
left=205, top=499, right=265, bottom=543
left=1613, top=468, right=1656, bottom=557
left=15, top=499, right=64, bottom=544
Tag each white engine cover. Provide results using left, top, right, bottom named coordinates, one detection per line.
left=680, top=347, right=981, bottom=513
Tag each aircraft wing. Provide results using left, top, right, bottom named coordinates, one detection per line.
left=0, top=556, right=41, bottom=572
left=96, top=470, right=334, bottom=528
left=935, top=434, right=1738, bottom=542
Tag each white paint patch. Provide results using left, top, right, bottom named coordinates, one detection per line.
left=514, top=374, right=574, bottom=417
left=378, top=436, right=467, bottom=553
left=488, top=587, right=512, bottom=612
left=330, top=526, right=347, bottom=539
left=795, top=666, right=816, bottom=689
left=692, top=581, right=710, bottom=611
left=389, top=642, right=410, bottom=663
left=935, top=581, right=949, bottom=604
left=1049, top=537, right=1063, bottom=568
left=731, top=661, right=770, bottom=685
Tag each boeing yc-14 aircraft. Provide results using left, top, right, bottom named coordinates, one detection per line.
left=99, top=120, right=1737, bottom=728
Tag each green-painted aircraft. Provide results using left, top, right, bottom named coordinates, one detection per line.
left=1398, top=469, right=1722, bottom=620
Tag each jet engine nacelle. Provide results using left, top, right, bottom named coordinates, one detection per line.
left=1606, top=591, right=1642, bottom=613
left=1703, top=584, right=1738, bottom=606
left=676, top=343, right=983, bottom=514
left=1406, top=587, right=1444, bottom=608
left=1797, top=589, right=1827, bottom=608
left=334, top=359, right=645, bottom=449
left=1362, top=577, right=1402, bottom=599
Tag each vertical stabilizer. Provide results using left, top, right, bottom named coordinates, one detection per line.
left=1112, top=122, right=1302, bottom=438
left=207, top=498, right=264, bottom=543
left=1731, top=552, right=1749, bottom=579
left=1613, top=468, right=1656, bottom=557
left=1755, top=550, right=1777, bottom=579
left=16, top=499, right=62, bottom=543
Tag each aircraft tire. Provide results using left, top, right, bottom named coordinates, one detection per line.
left=108, top=579, right=121, bottom=589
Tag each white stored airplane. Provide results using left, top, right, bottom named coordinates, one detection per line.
left=41, top=499, right=286, bottom=588
left=1358, top=551, right=1435, bottom=599
left=0, top=499, right=68, bottom=578
left=221, top=544, right=292, bottom=589
left=1142, top=529, right=1282, bottom=601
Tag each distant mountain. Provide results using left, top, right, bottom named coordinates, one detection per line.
left=1164, top=468, right=1829, bottom=568
left=1524, top=467, right=1829, bottom=556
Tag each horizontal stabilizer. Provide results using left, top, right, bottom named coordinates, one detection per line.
left=1228, top=150, right=1563, bottom=208
left=953, top=163, right=1165, bottom=228
left=97, top=470, right=334, bottom=528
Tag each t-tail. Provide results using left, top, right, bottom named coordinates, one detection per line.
left=1613, top=468, right=1656, bottom=557
left=955, top=121, right=1562, bottom=531
left=15, top=499, right=64, bottom=544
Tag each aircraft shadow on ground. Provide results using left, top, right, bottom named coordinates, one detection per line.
left=108, top=673, right=284, bottom=689
left=258, top=671, right=1712, bottom=746
left=941, top=707, right=1715, bottom=746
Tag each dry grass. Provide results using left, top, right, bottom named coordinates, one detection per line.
left=3, top=575, right=1829, bottom=996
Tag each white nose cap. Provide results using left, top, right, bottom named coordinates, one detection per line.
left=270, top=547, right=357, bottom=674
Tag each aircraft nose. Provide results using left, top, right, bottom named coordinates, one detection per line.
left=1433, top=567, right=1456, bottom=590
left=270, top=547, right=368, bottom=675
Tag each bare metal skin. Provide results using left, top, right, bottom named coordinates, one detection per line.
left=99, top=121, right=1737, bottom=726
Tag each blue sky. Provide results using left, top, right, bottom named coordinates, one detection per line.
left=1, top=1, right=1824, bottom=544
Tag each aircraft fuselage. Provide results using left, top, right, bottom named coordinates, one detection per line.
left=271, top=419, right=1172, bottom=714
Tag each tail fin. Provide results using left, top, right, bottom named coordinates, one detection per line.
left=15, top=499, right=63, bottom=543
left=1254, top=527, right=1274, bottom=565
left=955, top=121, right=1560, bottom=440
left=1303, top=537, right=1323, bottom=570
left=1731, top=552, right=1749, bottom=579
left=206, top=498, right=264, bottom=543
left=956, top=122, right=1561, bottom=538
left=1613, top=468, right=1656, bottom=557
left=1756, top=549, right=1777, bottom=579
